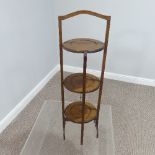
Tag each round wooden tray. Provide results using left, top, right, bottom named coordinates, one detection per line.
left=62, top=38, right=104, bottom=53
left=64, top=101, right=97, bottom=123
left=63, top=73, right=100, bottom=93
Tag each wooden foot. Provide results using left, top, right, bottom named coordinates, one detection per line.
left=96, top=129, right=99, bottom=138
left=63, top=120, right=65, bottom=140
left=81, top=123, right=84, bottom=145
left=63, top=128, right=65, bottom=140
left=96, top=120, right=99, bottom=138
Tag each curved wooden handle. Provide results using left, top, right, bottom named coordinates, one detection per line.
left=58, top=10, right=111, bottom=21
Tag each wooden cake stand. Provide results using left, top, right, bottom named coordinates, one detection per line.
left=58, top=10, right=111, bottom=145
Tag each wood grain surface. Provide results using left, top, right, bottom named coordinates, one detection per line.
left=62, top=38, right=104, bottom=53
left=64, top=101, right=97, bottom=123
left=63, top=73, right=100, bottom=93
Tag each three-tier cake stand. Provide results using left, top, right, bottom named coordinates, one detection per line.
left=58, top=10, right=111, bottom=145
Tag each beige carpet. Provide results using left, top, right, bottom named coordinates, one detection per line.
left=20, top=100, right=115, bottom=155
left=0, top=72, right=155, bottom=155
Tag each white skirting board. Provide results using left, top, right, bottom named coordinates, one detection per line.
left=63, top=65, right=155, bottom=87
left=1, top=64, right=155, bottom=133
left=0, top=65, right=60, bottom=133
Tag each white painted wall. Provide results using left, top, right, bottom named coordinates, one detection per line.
left=52, top=0, right=155, bottom=79
left=1, top=0, right=155, bottom=124
left=0, top=0, right=55, bottom=121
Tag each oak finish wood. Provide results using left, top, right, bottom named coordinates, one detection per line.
left=96, top=18, right=111, bottom=138
left=81, top=52, right=87, bottom=145
left=63, top=38, right=104, bottom=53
left=58, top=10, right=111, bottom=145
left=58, top=10, right=111, bottom=21
left=64, top=73, right=100, bottom=93
left=64, top=101, right=97, bottom=123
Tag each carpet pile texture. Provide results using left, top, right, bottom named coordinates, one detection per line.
left=0, top=72, right=155, bottom=155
